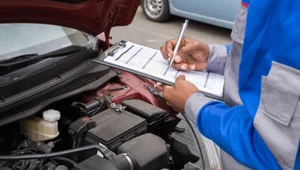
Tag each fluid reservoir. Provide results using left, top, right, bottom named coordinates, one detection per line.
left=19, top=109, right=61, bottom=141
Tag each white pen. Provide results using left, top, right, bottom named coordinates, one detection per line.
left=164, top=19, right=189, bottom=75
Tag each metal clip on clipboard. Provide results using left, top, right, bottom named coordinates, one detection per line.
left=103, top=40, right=127, bottom=57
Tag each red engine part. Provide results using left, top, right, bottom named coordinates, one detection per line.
left=80, top=69, right=176, bottom=117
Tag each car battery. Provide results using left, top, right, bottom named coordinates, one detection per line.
left=82, top=108, right=147, bottom=153
left=122, top=99, right=169, bottom=134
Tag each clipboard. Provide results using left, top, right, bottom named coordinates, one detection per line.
left=93, top=40, right=224, bottom=100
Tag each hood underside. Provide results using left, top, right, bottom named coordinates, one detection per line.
left=0, top=0, right=139, bottom=37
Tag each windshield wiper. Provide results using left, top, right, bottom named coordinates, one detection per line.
left=0, top=46, right=83, bottom=67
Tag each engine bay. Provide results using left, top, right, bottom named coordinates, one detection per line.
left=0, top=69, right=207, bottom=170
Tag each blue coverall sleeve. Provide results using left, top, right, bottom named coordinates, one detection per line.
left=197, top=101, right=281, bottom=170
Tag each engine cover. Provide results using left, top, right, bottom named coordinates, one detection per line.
left=82, top=108, right=147, bottom=155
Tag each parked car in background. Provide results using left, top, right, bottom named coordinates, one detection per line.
left=141, top=0, right=240, bottom=29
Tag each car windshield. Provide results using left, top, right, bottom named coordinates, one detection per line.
left=0, top=24, right=90, bottom=61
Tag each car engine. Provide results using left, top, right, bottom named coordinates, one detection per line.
left=0, top=69, right=208, bottom=170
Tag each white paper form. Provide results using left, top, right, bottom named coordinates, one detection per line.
left=100, top=41, right=224, bottom=98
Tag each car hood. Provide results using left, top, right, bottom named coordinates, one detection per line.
left=0, top=0, right=139, bottom=38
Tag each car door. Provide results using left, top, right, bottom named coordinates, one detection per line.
left=170, top=0, right=240, bottom=29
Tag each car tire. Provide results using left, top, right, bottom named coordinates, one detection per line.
left=141, top=0, right=170, bottom=22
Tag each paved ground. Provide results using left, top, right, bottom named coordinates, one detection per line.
left=110, top=7, right=232, bottom=50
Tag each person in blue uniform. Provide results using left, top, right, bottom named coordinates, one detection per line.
left=161, top=0, right=300, bottom=169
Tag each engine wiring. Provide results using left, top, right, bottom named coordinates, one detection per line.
left=1, top=148, right=42, bottom=170
left=71, top=85, right=128, bottom=117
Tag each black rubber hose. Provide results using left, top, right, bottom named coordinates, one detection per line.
left=0, top=145, right=111, bottom=161
left=110, top=154, right=132, bottom=170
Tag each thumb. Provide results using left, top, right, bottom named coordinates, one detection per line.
left=175, top=75, right=186, bottom=83
left=162, top=84, right=173, bottom=99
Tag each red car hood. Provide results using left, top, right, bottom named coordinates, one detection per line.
left=0, top=0, right=139, bottom=38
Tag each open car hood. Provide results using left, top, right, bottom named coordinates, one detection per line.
left=0, top=0, right=139, bottom=39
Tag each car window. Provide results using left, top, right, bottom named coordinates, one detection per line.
left=0, top=24, right=90, bottom=60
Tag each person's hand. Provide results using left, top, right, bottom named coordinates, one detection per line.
left=160, top=36, right=210, bottom=71
left=162, top=75, right=200, bottom=112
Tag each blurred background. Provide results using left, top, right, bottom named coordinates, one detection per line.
left=110, top=3, right=235, bottom=50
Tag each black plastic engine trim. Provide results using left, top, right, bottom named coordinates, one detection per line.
left=0, top=69, right=117, bottom=127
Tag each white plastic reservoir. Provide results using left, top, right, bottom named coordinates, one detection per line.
left=19, top=109, right=61, bottom=141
